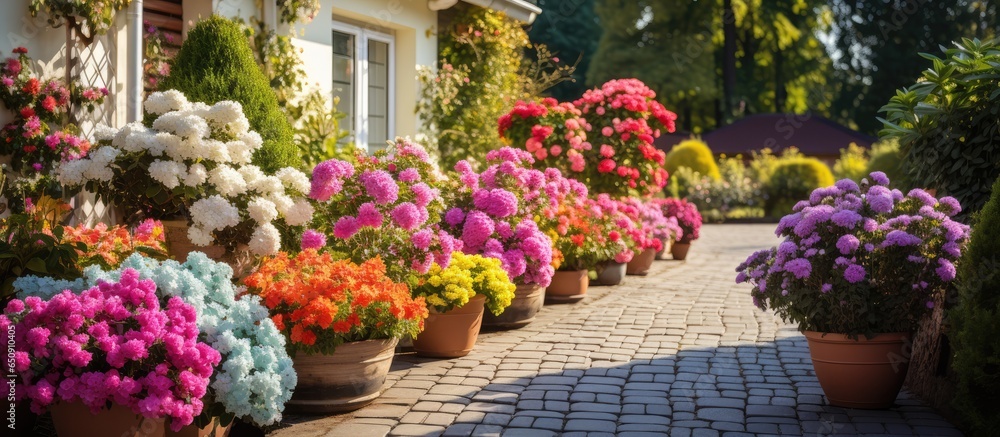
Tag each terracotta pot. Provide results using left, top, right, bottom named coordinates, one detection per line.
left=413, top=295, right=486, bottom=358
left=545, top=270, right=588, bottom=303
left=593, top=262, right=626, bottom=286
left=162, top=219, right=226, bottom=262
left=51, top=402, right=165, bottom=437
left=482, top=283, right=543, bottom=330
left=805, top=331, right=911, bottom=409
left=166, top=418, right=232, bottom=437
left=287, top=338, right=398, bottom=414
left=626, top=248, right=657, bottom=275
left=655, top=239, right=673, bottom=260
left=671, top=242, right=692, bottom=260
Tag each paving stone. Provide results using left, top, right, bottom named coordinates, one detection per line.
left=563, top=419, right=617, bottom=433
left=389, top=424, right=445, bottom=437
left=320, top=423, right=391, bottom=437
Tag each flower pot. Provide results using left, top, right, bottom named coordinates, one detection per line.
left=804, top=331, right=911, bottom=409
left=286, top=338, right=399, bottom=414
left=162, top=219, right=226, bottom=262
left=655, top=239, right=673, bottom=260
left=51, top=402, right=165, bottom=437
left=166, top=418, right=232, bottom=437
left=626, top=248, right=657, bottom=275
left=593, top=262, right=626, bottom=286
left=482, top=283, right=543, bottom=330
left=545, top=270, right=588, bottom=304
left=671, top=242, right=692, bottom=260
left=413, top=295, right=486, bottom=358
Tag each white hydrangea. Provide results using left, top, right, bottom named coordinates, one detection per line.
left=275, top=167, right=311, bottom=194
left=251, top=176, right=284, bottom=196
left=93, top=124, right=118, bottom=142
left=57, top=160, right=89, bottom=185
left=248, top=223, right=281, bottom=256
left=283, top=197, right=314, bottom=226
left=187, top=225, right=215, bottom=246
left=152, top=112, right=210, bottom=139
left=225, top=140, right=254, bottom=165
left=247, top=197, right=278, bottom=224
left=189, top=195, right=241, bottom=232
left=238, top=131, right=263, bottom=152
left=184, top=163, right=208, bottom=187
left=209, top=165, right=247, bottom=197
left=267, top=193, right=294, bottom=217
left=112, top=122, right=147, bottom=150
left=149, top=160, right=187, bottom=189
left=238, top=165, right=265, bottom=187
left=207, top=101, right=251, bottom=136
left=203, top=139, right=233, bottom=162
left=144, top=89, right=191, bottom=115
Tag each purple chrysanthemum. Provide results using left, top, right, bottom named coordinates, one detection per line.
left=844, top=264, right=866, bottom=283
left=785, top=258, right=812, bottom=279
left=836, top=234, right=860, bottom=254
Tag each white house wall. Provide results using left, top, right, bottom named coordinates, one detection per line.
left=0, top=3, right=71, bottom=127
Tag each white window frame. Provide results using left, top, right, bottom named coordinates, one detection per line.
left=332, top=20, right=396, bottom=153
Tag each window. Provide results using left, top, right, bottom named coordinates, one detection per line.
left=333, top=21, right=394, bottom=153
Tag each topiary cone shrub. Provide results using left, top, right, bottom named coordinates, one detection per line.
left=665, top=138, right=721, bottom=181
left=951, top=176, right=1000, bottom=436
left=160, top=16, right=300, bottom=173
left=764, top=157, right=834, bottom=217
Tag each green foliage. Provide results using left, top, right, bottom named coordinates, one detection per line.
left=665, top=139, right=721, bottom=180
left=420, top=4, right=529, bottom=169
left=30, top=0, right=130, bottom=45
left=245, top=17, right=306, bottom=107
left=951, top=177, right=1000, bottom=436
left=832, top=142, right=869, bottom=182
left=748, top=147, right=802, bottom=185
left=765, top=157, right=834, bottom=216
left=527, top=0, right=601, bottom=101
left=672, top=155, right=765, bottom=222
left=0, top=197, right=85, bottom=303
left=286, top=90, right=355, bottom=167
left=865, top=139, right=911, bottom=190
left=831, top=2, right=995, bottom=134
left=880, top=38, right=1000, bottom=219
left=161, top=16, right=300, bottom=173
left=519, top=44, right=579, bottom=99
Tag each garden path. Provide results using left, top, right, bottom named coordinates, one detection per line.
left=271, top=224, right=962, bottom=437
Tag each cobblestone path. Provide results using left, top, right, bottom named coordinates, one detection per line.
left=272, top=224, right=962, bottom=437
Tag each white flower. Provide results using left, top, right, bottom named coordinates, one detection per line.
left=203, top=139, right=233, bottom=163
left=112, top=122, right=147, bottom=150
left=187, top=226, right=215, bottom=246
left=184, top=163, right=208, bottom=187
left=57, top=160, right=88, bottom=185
left=238, top=165, right=265, bottom=187
left=248, top=223, right=281, bottom=256
left=89, top=146, right=121, bottom=165
left=252, top=176, right=284, bottom=196
left=207, top=101, right=244, bottom=125
left=283, top=197, right=314, bottom=226
left=209, top=165, right=248, bottom=197
left=144, top=89, right=190, bottom=115
left=247, top=197, right=278, bottom=224
left=275, top=167, right=311, bottom=194
left=149, top=160, right=186, bottom=189
left=189, top=195, right=241, bottom=231
left=226, top=140, right=254, bottom=165
left=238, top=131, right=263, bottom=152
left=93, top=124, right=118, bottom=142
left=152, top=112, right=210, bottom=139
left=268, top=193, right=294, bottom=217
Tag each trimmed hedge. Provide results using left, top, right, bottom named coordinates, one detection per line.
left=951, top=176, right=1000, bottom=436
left=765, top=157, right=834, bottom=216
left=665, top=139, right=721, bottom=181
left=160, top=16, right=300, bottom=173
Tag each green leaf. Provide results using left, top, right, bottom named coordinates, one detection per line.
left=25, top=257, right=47, bottom=273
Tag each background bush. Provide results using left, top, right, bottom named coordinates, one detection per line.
left=951, top=176, right=1000, bottom=437
left=833, top=142, right=869, bottom=182
left=765, top=157, right=834, bottom=216
left=161, top=16, right=300, bottom=173
left=671, top=155, right=764, bottom=222
left=865, top=139, right=912, bottom=190
left=880, top=38, right=1000, bottom=219
left=665, top=138, right=721, bottom=181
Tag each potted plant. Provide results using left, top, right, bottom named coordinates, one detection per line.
left=243, top=250, right=428, bottom=413
left=583, top=196, right=634, bottom=286
left=411, top=252, right=515, bottom=357
left=608, top=196, right=663, bottom=275
left=736, top=173, right=970, bottom=408
left=306, top=137, right=457, bottom=286
left=498, top=98, right=591, bottom=177
left=3, top=269, right=221, bottom=436
left=16, top=251, right=298, bottom=436
left=547, top=202, right=624, bottom=302
left=443, top=147, right=554, bottom=329
left=58, top=90, right=314, bottom=265
left=658, top=197, right=701, bottom=260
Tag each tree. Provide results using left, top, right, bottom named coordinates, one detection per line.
left=527, top=0, right=601, bottom=101
left=829, top=1, right=995, bottom=134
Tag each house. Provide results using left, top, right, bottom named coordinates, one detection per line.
left=700, top=113, right=877, bottom=164
left=0, top=0, right=541, bottom=153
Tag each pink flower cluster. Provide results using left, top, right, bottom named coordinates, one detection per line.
left=1, top=269, right=220, bottom=431
left=654, top=198, right=702, bottom=244
left=308, top=138, right=458, bottom=280
left=446, top=147, right=555, bottom=287
left=498, top=98, right=592, bottom=173
left=621, top=197, right=683, bottom=245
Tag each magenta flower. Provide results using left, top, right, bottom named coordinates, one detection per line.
left=356, top=202, right=384, bottom=228
left=390, top=202, right=423, bottom=231
left=309, top=160, right=354, bottom=201
left=300, top=229, right=327, bottom=250
left=333, top=216, right=360, bottom=239
left=359, top=170, right=399, bottom=205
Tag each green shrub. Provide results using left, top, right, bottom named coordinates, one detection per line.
left=748, top=147, right=802, bottom=185
left=951, top=176, right=1000, bottom=437
left=865, top=139, right=911, bottom=189
left=833, top=142, right=869, bottom=182
left=765, top=157, right=835, bottom=216
left=160, top=16, right=300, bottom=173
left=665, top=139, right=721, bottom=181
left=880, top=38, right=1000, bottom=219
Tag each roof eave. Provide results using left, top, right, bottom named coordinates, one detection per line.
left=428, top=0, right=541, bottom=24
